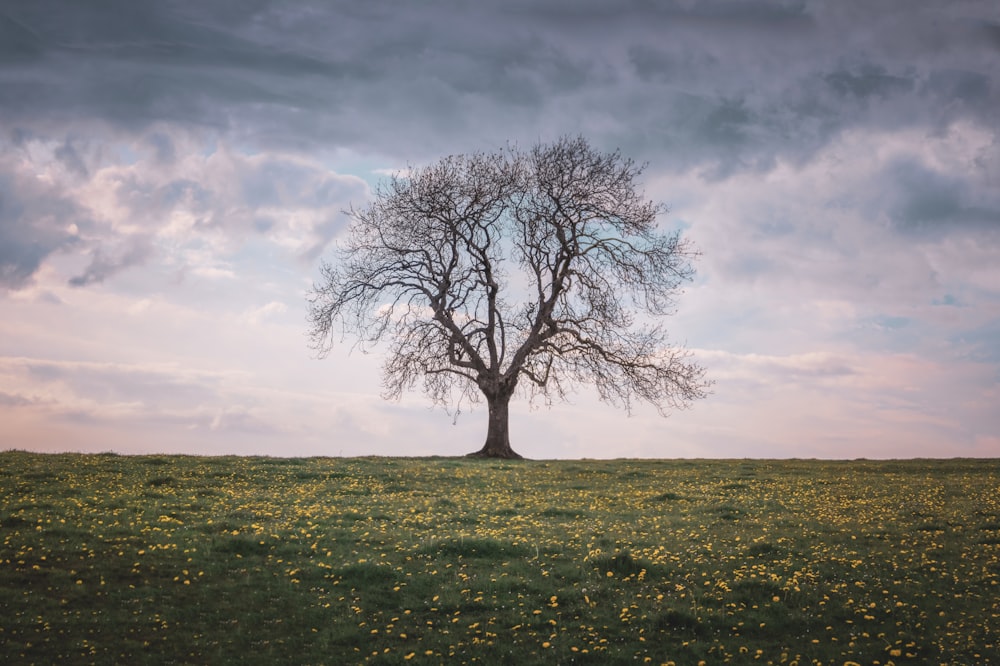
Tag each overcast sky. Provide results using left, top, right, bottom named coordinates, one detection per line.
left=2, top=0, right=998, bottom=459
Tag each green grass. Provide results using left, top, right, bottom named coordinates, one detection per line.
left=1, top=453, right=998, bottom=665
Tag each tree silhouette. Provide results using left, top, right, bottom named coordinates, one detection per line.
left=308, top=137, right=710, bottom=458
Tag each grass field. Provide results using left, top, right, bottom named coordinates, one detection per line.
left=1, top=452, right=998, bottom=665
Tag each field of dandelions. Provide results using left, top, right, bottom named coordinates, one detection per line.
left=1, top=452, right=998, bottom=665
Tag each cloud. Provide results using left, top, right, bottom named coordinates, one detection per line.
left=668, top=346, right=1000, bottom=457
left=0, top=124, right=367, bottom=292
left=10, top=357, right=229, bottom=411
left=69, top=237, right=152, bottom=286
left=700, top=349, right=857, bottom=382
left=0, top=390, right=35, bottom=407
left=54, top=138, right=90, bottom=179
left=1, top=1, right=994, bottom=169
left=208, top=407, right=280, bottom=434
left=0, top=163, right=82, bottom=290
left=0, top=354, right=303, bottom=444
left=0, top=350, right=434, bottom=456
left=888, top=158, right=1000, bottom=236
left=240, top=301, right=288, bottom=326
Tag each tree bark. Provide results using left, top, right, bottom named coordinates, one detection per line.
left=467, top=392, right=522, bottom=459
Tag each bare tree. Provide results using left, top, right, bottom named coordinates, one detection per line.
left=308, top=137, right=710, bottom=458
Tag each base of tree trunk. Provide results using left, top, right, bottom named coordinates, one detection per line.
left=465, top=447, right=523, bottom=460
left=471, top=393, right=522, bottom=459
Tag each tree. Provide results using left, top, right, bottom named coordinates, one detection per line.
left=308, top=136, right=710, bottom=459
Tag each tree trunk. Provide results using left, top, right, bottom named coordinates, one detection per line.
left=467, top=392, right=522, bottom=459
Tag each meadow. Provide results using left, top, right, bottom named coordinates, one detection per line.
left=1, top=452, right=998, bottom=665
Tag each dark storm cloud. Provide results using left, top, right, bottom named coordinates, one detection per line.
left=0, top=1, right=344, bottom=128
left=2, top=0, right=993, bottom=164
left=889, top=159, right=1000, bottom=236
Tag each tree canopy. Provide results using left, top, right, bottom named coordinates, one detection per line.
left=308, top=136, right=710, bottom=458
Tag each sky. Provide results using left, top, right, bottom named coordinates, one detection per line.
left=1, top=0, right=998, bottom=460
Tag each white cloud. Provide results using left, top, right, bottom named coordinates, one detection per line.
left=241, top=301, right=288, bottom=326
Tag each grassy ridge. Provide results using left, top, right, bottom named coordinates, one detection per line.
left=1, top=452, right=998, bottom=665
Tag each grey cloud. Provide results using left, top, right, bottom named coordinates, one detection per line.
left=252, top=216, right=274, bottom=234
left=1, top=0, right=996, bottom=173
left=159, top=178, right=212, bottom=211
left=298, top=216, right=349, bottom=265
left=620, top=50, right=988, bottom=176
left=824, top=65, right=914, bottom=100
left=54, top=139, right=90, bottom=178
left=921, top=69, right=997, bottom=129
left=146, top=132, right=176, bottom=165
left=0, top=219, right=58, bottom=289
left=889, top=159, right=1000, bottom=236
left=984, top=21, right=1000, bottom=50
left=69, top=239, right=152, bottom=287
left=0, top=11, right=43, bottom=63
left=0, top=170, right=81, bottom=290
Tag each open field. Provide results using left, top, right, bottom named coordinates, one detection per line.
left=1, top=453, right=998, bottom=665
